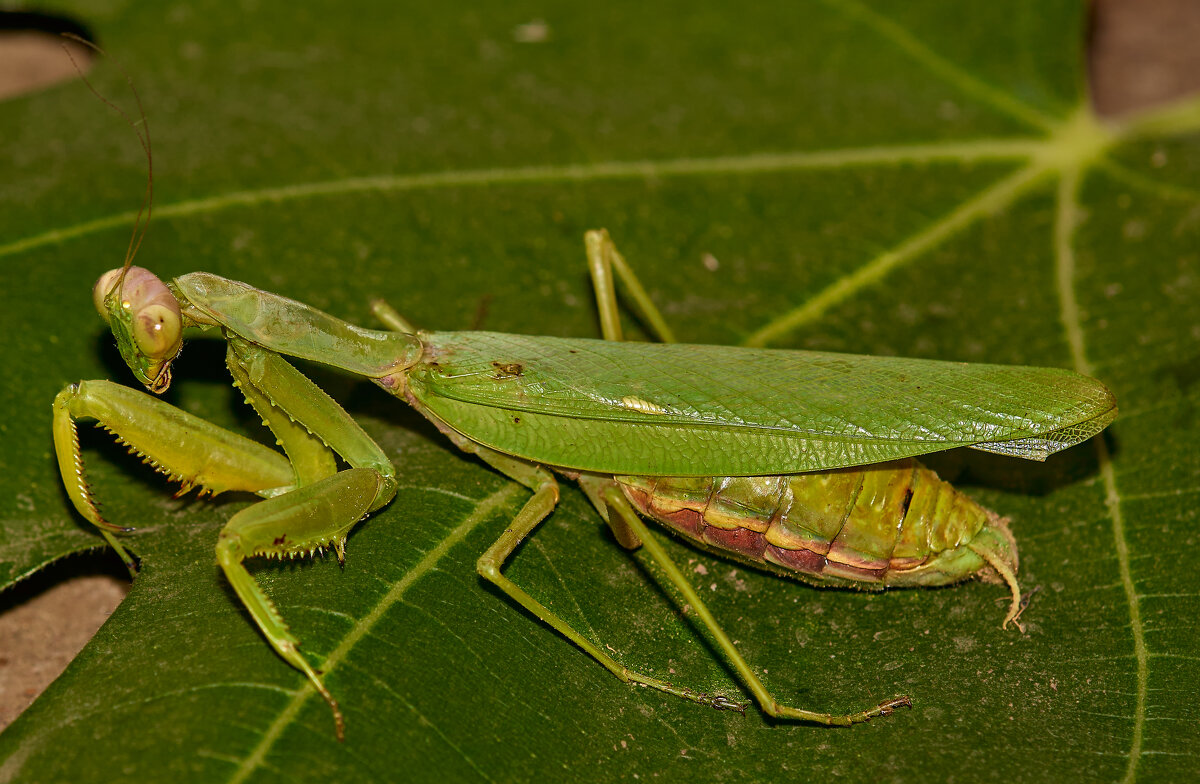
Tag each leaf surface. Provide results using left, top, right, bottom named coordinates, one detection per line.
left=1, top=2, right=1198, bottom=782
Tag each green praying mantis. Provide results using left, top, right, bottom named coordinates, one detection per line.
left=52, top=228, right=1117, bottom=740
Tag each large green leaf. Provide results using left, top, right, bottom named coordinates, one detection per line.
left=2, top=1, right=1198, bottom=781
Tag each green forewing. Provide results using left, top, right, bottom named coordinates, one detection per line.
left=407, top=332, right=1118, bottom=476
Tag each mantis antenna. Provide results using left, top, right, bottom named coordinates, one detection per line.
left=61, top=32, right=153, bottom=301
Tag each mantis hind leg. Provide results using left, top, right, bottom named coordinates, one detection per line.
left=583, top=233, right=907, bottom=721
left=593, top=481, right=911, bottom=725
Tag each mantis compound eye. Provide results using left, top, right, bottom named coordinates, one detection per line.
left=132, top=302, right=182, bottom=360
left=92, top=268, right=123, bottom=324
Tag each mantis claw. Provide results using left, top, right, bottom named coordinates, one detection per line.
left=709, top=695, right=747, bottom=714
left=866, top=696, right=914, bottom=720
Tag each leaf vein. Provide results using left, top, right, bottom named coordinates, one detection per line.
left=1055, top=165, right=1147, bottom=784
left=0, top=140, right=1040, bottom=262
left=743, top=162, right=1048, bottom=346
left=225, top=483, right=522, bottom=784
left=817, top=0, right=1055, bottom=130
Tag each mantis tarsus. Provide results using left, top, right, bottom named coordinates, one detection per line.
left=54, top=230, right=1117, bottom=740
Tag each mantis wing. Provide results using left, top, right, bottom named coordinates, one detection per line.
left=408, top=332, right=1117, bottom=477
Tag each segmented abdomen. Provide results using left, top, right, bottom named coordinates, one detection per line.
left=617, top=459, right=1014, bottom=588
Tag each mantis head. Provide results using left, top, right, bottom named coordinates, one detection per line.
left=93, top=266, right=183, bottom=394
left=74, top=40, right=172, bottom=391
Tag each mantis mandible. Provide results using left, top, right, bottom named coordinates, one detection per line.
left=54, top=231, right=1117, bottom=740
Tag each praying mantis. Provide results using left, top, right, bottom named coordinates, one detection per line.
left=53, top=230, right=1117, bottom=741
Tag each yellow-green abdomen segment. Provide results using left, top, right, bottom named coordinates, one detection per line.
left=617, top=459, right=1017, bottom=589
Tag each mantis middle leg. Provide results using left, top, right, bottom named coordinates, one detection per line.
left=470, top=446, right=748, bottom=712
left=369, top=290, right=745, bottom=711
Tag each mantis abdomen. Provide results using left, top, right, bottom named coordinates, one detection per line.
left=617, top=459, right=1018, bottom=591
